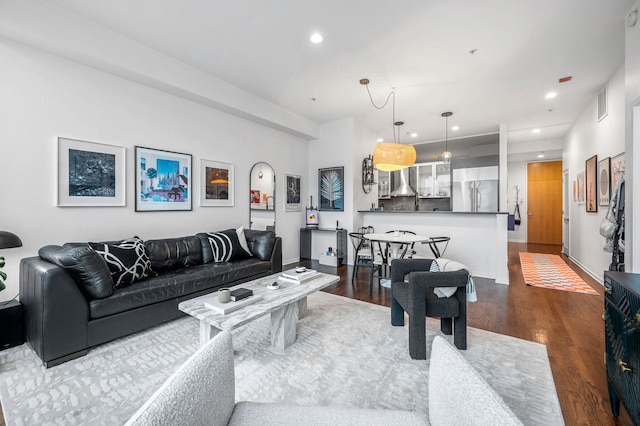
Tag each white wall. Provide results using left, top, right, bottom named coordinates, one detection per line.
left=563, top=65, right=626, bottom=281
left=506, top=161, right=528, bottom=242
left=0, top=39, right=310, bottom=300
left=625, top=1, right=640, bottom=271
left=307, top=118, right=355, bottom=260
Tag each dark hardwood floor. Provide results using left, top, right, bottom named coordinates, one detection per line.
left=312, top=242, right=632, bottom=426
left=0, top=242, right=629, bottom=425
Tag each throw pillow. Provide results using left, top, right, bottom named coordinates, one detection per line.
left=243, top=229, right=276, bottom=261
left=89, top=237, right=153, bottom=288
left=236, top=226, right=252, bottom=256
left=38, top=245, right=113, bottom=299
left=206, top=229, right=252, bottom=263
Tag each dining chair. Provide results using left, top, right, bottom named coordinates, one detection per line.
left=422, top=236, right=450, bottom=258
left=368, top=230, right=416, bottom=295
left=348, top=226, right=375, bottom=282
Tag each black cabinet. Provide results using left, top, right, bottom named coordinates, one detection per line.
left=0, top=299, right=24, bottom=350
left=299, top=228, right=347, bottom=267
left=604, top=271, right=640, bottom=425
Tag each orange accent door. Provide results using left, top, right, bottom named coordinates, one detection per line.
left=527, top=161, right=563, bottom=245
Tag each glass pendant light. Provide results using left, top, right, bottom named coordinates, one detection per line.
left=441, top=112, right=453, bottom=163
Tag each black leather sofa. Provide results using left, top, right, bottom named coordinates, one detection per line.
left=20, top=229, right=282, bottom=367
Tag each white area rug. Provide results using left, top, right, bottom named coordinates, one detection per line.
left=0, top=292, right=563, bottom=425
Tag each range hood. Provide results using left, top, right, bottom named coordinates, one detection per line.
left=390, top=168, right=416, bottom=197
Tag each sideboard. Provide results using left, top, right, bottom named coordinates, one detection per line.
left=604, top=271, right=640, bottom=425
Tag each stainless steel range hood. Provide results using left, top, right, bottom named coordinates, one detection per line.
left=390, top=168, right=416, bottom=197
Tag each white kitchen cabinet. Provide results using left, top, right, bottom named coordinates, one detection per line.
left=416, top=162, right=450, bottom=198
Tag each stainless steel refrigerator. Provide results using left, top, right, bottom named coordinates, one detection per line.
left=452, top=166, right=499, bottom=212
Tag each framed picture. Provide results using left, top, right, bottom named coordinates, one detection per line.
left=250, top=190, right=261, bottom=204
left=572, top=181, right=577, bottom=203
left=576, top=171, right=585, bottom=204
left=611, top=152, right=625, bottom=190
left=585, top=155, right=597, bottom=212
left=200, top=160, right=233, bottom=207
left=285, top=174, right=302, bottom=212
left=57, top=137, right=126, bottom=207
left=319, top=166, right=344, bottom=211
left=598, top=157, right=610, bottom=206
left=135, top=146, right=192, bottom=212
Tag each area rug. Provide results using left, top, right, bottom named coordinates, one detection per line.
left=519, top=252, right=599, bottom=295
left=0, top=292, right=563, bottom=426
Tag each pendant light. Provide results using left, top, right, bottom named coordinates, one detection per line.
left=258, top=163, right=263, bottom=179
left=360, top=79, right=416, bottom=171
left=441, top=112, right=453, bottom=163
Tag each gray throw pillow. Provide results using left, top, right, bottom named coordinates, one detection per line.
left=244, top=229, right=275, bottom=261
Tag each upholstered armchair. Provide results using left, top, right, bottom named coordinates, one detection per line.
left=390, top=258, right=469, bottom=360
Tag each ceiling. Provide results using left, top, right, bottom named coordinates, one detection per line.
left=45, top=0, right=633, bottom=161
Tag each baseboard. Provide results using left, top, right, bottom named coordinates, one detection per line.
left=567, top=256, right=604, bottom=285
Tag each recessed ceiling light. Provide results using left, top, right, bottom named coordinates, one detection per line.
left=377, top=138, right=384, bottom=142
left=537, top=153, right=545, bottom=158
left=410, top=133, right=418, bottom=138
left=545, top=92, right=557, bottom=99
left=310, top=33, right=324, bottom=44
left=451, top=125, right=459, bottom=131
left=532, top=128, right=541, bottom=134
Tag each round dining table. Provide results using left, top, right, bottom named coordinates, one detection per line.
left=363, top=233, right=452, bottom=288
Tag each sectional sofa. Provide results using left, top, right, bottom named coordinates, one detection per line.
left=20, top=227, right=282, bottom=367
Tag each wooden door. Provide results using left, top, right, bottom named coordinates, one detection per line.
left=527, top=161, right=562, bottom=244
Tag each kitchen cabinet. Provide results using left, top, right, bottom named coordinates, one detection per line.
left=377, top=170, right=391, bottom=199
left=416, top=162, right=450, bottom=198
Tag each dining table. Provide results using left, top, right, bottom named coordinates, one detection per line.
left=363, top=232, right=435, bottom=287
left=363, top=233, right=476, bottom=302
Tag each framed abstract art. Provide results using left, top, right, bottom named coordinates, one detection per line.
left=57, top=137, right=125, bottom=207
left=135, top=146, right=192, bottom=212
left=585, top=155, right=597, bottom=212
left=285, top=174, right=301, bottom=212
left=200, top=160, right=234, bottom=207
left=319, top=166, right=344, bottom=211
left=598, top=157, right=610, bottom=207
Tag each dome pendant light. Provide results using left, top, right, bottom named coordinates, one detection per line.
left=441, top=112, right=453, bottom=163
left=360, top=78, right=416, bottom=171
left=372, top=121, right=416, bottom=171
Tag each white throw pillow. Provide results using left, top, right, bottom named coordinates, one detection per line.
left=236, top=226, right=252, bottom=256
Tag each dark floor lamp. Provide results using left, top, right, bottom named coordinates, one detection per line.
left=0, top=231, right=23, bottom=292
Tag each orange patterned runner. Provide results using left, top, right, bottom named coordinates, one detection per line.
left=519, top=252, right=599, bottom=295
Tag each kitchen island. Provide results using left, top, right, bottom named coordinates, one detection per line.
left=358, top=210, right=509, bottom=284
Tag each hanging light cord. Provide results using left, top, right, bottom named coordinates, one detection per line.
left=445, top=115, right=448, bottom=151
left=363, top=83, right=399, bottom=144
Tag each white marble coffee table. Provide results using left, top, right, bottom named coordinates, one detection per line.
left=178, top=272, right=339, bottom=350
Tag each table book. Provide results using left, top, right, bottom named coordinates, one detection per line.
left=203, top=294, right=263, bottom=315
left=280, top=268, right=318, bottom=284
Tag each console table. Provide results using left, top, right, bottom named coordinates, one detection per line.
left=299, top=228, right=348, bottom=267
left=604, top=271, right=640, bottom=424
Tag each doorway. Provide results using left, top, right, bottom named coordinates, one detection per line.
left=527, top=161, right=562, bottom=245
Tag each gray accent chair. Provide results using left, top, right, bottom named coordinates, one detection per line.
left=126, top=330, right=524, bottom=425
left=390, top=258, right=469, bottom=360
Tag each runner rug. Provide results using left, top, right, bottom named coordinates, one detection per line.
left=519, top=252, right=598, bottom=295
left=0, top=292, right=563, bottom=425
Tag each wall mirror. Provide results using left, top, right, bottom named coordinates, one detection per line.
left=249, top=162, right=275, bottom=231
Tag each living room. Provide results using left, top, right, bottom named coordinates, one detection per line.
left=1, top=0, right=639, bottom=424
